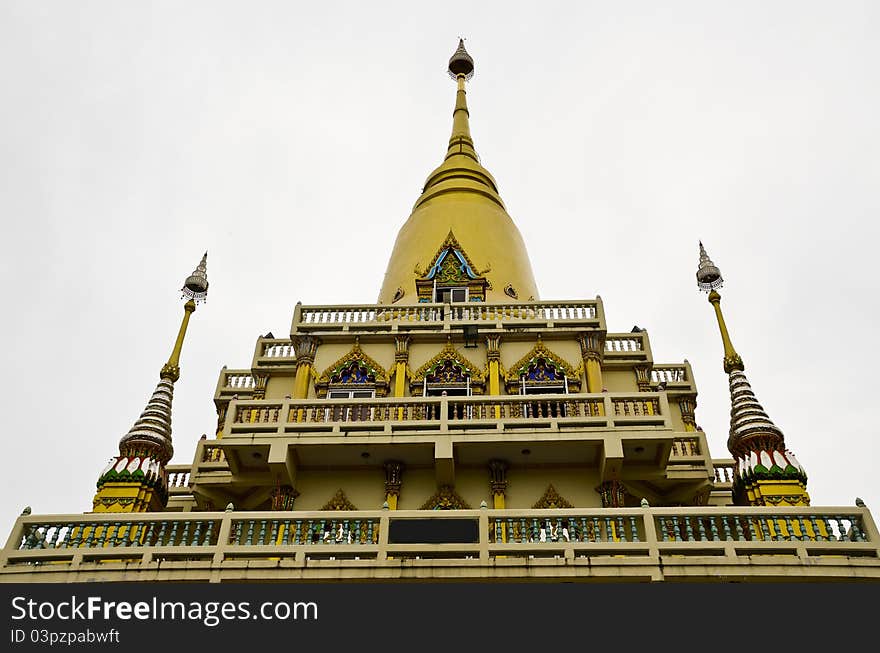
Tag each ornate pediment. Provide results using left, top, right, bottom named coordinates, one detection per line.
left=420, top=485, right=471, bottom=510
left=532, top=484, right=574, bottom=509
left=316, top=342, right=389, bottom=397
left=322, top=489, right=357, bottom=511
left=505, top=338, right=581, bottom=393
left=415, top=231, right=489, bottom=302
left=411, top=340, right=485, bottom=393
left=422, top=231, right=480, bottom=282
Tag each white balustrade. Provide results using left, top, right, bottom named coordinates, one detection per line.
left=264, top=342, right=295, bottom=358
left=296, top=301, right=599, bottom=328
left=605, top=337, right=642, bottom=352
left=225, top=374, right=256, bottom=388
left=651, top=367, right=686, bottom=383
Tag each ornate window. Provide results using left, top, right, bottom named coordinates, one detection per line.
left=411, top=341, right=485, bottom=420
left=316, top=344, right=388, bottom=421
left=505, top=339, right=581, bottom=418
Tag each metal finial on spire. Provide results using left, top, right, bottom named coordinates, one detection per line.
left=181, top=252, right=209, bottom=304
left=448, top=38, right=474, bottom=80
left=696, top=242, right=723, bottom=293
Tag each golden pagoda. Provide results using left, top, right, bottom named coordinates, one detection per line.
left=1, top=41, right=878, bottom=583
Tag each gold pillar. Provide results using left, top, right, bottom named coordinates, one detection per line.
left=384, top=461, right=404, bottom=510
left=486, top=335, right=502, bottom=418
left=394, top=336, right=411, bottom=420
left=579, top=333, right=605, bottom=413
left=292, top=336, right=320, bottom=400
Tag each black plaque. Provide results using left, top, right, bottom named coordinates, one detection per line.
left=388, top=518, right=479, bottom=544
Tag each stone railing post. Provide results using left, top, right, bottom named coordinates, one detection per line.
left=213, top=510, right=234, bottom=566
left=377, top=514, right=390, bottom=561
left=642, top=509, right=660, bottom=558
left=0, top=514, right=28, bottom=567
left=478, top=510, right=489, bottom=562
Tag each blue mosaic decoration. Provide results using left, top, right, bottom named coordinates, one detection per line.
left=425, top=248, right=478, bottom=283
left=524, top=358, right=564, bottom=382
left=330, top=361, right=375, bottom=385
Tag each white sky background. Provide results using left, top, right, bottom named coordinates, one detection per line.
left=1, top=1, right=878, bottom=532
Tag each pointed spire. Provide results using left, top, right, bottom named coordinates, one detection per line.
left=727, top=370, right=785, bottom=458
left=448, top=38, right=474, bottom=80
left=446, top=40, right=478, bottom=164
left=181, top=251, right=209, bottom=304
left=118, top=378, right=175, bottom=461
left=696, top=242, right=723, bottom=292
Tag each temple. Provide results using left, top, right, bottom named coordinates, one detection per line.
left=2, top=41, right=878, bottom=582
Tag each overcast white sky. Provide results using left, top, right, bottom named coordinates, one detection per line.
left=1, top=2, right=878, bottom=534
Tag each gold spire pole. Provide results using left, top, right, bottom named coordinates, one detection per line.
left=161, top=252, right=209, bottom=381
left=696, top=242, right=743, bottom=373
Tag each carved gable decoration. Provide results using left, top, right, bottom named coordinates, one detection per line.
left=505, top=339, right=581, bottom=393
left=316, top=343, right=389, bottom=397
left=532, top=484, right=574, bottom=509
left=420, top=485, right=471, bottom=510
left=415, top=231, right=489, bottom=302
left=322, top=489, right=357, bottom=511
left=411, top=341, right=485, bottom=394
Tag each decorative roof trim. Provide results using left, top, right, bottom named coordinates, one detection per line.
left=412, top=340, right=485, bottom=383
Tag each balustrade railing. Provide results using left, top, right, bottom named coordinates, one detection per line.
left=654, top=512, right=866, bottom=544
left=227, top=393, right=666, bottom=430
left=201, top=445, right=226, bottom=463
left=294, top=300, right=601, bottom=330
left=5, top=507, right=876, bottom=578
left=651, top=366, right=687, bottom=384
left=489, top=513, right=642, bottom=544
left=224, top=373, right=256, bottom=389
left=605, top=336, right=643, bottom=352
left=713, top=460, right=735, bottom=484
left=229, top=517, right=379, bottom=546
left=166, top=469, right=191, bottom=489
left=670, top=437, right=701, bottom=457
left=263, top=342, right=295, bottom=358
left=16, top=517, right=221, bottom=551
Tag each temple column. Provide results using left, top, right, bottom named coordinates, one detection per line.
left=253, top=373, right=268, bottom=400
left=488, top=459, right=509, bottom=543
left=486, top=335, right=502, bottom=418
left=488, top=459, right=509, bottom=508
left=679, top=397, right=696, bottom=432
left=634, top=364, right=651, bottom=392
left=579, top=333, right=605, bottom=412
left=292, top=336, right=320, bottom=400
left=393, top=336, right=412, bottom=397
left=384, top=461, right=404, bottom=510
